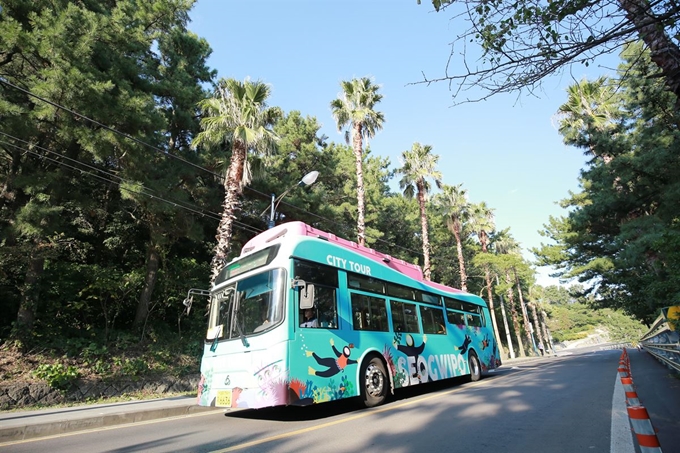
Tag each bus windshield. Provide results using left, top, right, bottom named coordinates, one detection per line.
left=207, top=268, right=286, bottom=340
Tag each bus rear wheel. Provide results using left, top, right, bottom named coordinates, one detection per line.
left=361, top=356, right=388, bottom=408
left=468, top=351, right=482, bottom=382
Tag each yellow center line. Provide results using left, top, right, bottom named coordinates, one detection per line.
left=1, top=366, right=533, bottom=450
left=211, top=378, right=492, bottom=453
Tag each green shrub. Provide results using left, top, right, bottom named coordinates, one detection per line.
left=33, top=363, right=80, bottom=390
left=118, top=357, right=148, bottom=376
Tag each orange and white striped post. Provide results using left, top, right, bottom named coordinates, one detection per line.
left=618, top=350, right=630, bottom=378
left=627, top=405, right=663, bottom=453
left=620, top=377, right=640, bottom=406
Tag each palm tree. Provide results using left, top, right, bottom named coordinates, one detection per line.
left=435, top=183, right=470, bottom=291
left=398, top=143, right=442, bottom=280
left=468, top=202, right=505, bottom=357
left=330, top=77, right=385, bottom=246
left=193, top=78, right=282, bottom=285
left=555, top=77, right=618, bottom=163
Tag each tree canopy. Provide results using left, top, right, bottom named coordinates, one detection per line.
left=533, top=43, right=680, bottom=323
left=0, top=1, right=650, bottom=375
left=418, top=0, right=680, bottom=105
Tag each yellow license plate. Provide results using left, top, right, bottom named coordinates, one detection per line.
left=216, top=390, right=232, bottom=407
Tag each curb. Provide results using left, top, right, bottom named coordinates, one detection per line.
left=0, top=402, right=221, bottom=443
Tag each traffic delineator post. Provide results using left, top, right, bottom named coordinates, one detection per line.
left=627, top=405, right=662, bottom=453
left=620, top=377, right=640, bottom=406
left=618, top=350, right=630, bottom=378
left=617, top=349, right=663, bottom=452
left=620, top=348, right=630, bottom=368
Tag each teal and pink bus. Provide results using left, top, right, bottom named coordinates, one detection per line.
left=196, top=221, right=501, bottom=409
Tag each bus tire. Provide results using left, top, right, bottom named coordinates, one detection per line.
left=468, top=351, right=482, bottom=382
left=360, top=356, right=388, bottom=408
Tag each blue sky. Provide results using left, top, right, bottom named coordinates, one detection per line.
left=188, top=0, right=618, bottom=286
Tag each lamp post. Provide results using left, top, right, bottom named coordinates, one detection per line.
left=262, top=170, right=319, bottom=229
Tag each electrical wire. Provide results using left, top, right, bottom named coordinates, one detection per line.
left=0, top=138, right=264, bottom=236
left=0, top=78, right=422, bottom=257
left=0, top=77, right=222, bottom=181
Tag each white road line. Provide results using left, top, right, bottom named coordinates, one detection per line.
left=0, top=409, right=222, bottom=447
left=611, top=372, right=635, bottom=453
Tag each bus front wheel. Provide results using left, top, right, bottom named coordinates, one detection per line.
left=468, top=351, right=482, bottom=382
left=361, top=356, right=388, bottom=408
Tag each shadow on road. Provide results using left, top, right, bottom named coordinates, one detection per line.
left=224, top=373, right=509, bottom=422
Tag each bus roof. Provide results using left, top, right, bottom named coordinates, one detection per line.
left=241, top=221, right=464, bottom=295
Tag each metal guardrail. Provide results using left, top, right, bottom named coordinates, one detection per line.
left=599, top=342, right=633, bottom=351
left=642, top=344, right=680, bottom=373
left=640, top=306, right=680, bottom=374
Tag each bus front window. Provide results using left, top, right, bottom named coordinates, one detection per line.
left=208, top=268, right=285, bottom=340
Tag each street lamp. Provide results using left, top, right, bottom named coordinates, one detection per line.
left=261, top=170, right=319, bottom=229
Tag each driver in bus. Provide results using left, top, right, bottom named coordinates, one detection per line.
left=301, top=307, right=318, bottom=328
left=252, top=297, right=271, bottom=333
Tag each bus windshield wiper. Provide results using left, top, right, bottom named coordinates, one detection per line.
left=209, top=325, right=222, bottom=353
left=232, top=293, right=250, bottom=348
left=234, top=316, right=250, bottom=348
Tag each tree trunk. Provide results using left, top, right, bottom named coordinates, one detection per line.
left=481, top=237, right=505, bottom=358
left=540, top=310, right=554, bottom=354
left=484, top=265, right=506, bottom=358
left=528, top=302, right=547, bottom=353
left=134, top=243, right=160, bottom=327
left=452, top=222, right=468, bottom=292
left=209, top=143, right=246, bottom=285
left=16, top=254, right=44, bottom=333
left=514, top=270, right=536, bottom=355
left=417, top=181, right=431, bottom=280
left=353, top=123, right=366, bottom=246
left=620, top=0, right=680, bottom=105
left=506, top=272, right=526, bottom=357
left=498, top=288, right=514, bottom=359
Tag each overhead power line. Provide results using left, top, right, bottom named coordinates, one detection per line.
left=0, top=78, right=317, bottom=217
left=0, top=137, right=263, bottom=236
left=0, top=78, right=423, bottom=258
left=0, top=77, right=220, bottom=180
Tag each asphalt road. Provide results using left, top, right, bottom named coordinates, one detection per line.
left=1, top=348, right=677, bottom=452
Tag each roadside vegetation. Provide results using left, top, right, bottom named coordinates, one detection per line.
left=1, top=328, right=203, bottom=393
left=1, top=1, right=674, bottom=401
left=547, top=304, right=646, bottom=345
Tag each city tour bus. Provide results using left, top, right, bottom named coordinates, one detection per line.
left=196, top=221, right=501, bottom=409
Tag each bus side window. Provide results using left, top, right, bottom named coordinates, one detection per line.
left=315, top=286, right=338, bottom=329
left=391, top=300, right=420, bottom=333
left=292, top=259, right=339, bottom=329
left=351, top=293, right=388, bottom=331
left=447, top=310, right=465, bottom=326
left=467, top=313, right=483, bottom=328
left=421, top=306, right=446, bottom=334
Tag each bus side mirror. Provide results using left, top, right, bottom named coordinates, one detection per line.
left=183, top=296, right=193, bottom=315
left=292, top=279, right=315, bottom=309
left=181, top=288, right=210, bottom=316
